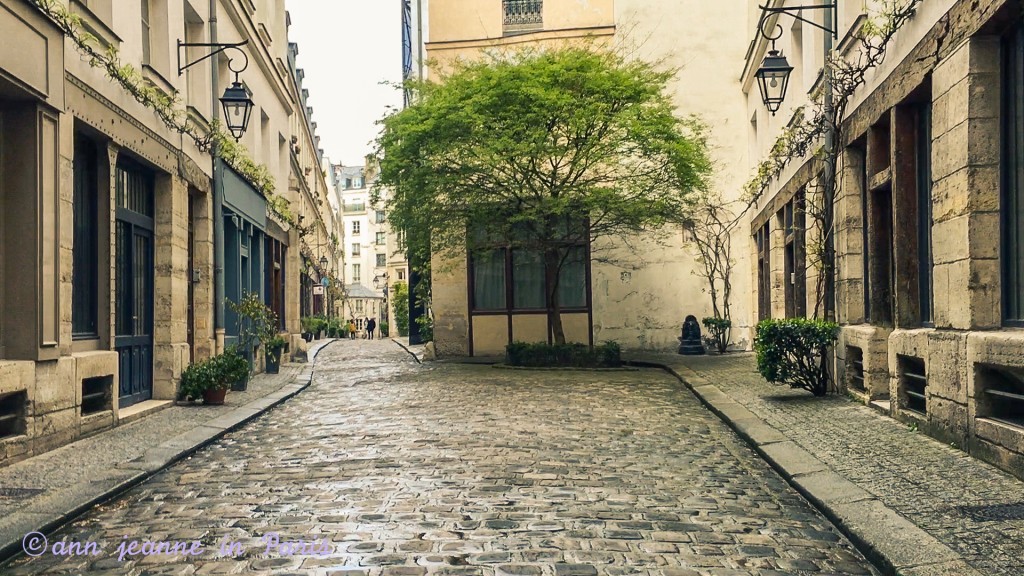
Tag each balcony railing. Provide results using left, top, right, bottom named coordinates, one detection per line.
left=503, top=0, right=543, bottom=34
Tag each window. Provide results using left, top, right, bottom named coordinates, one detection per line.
left=1003, top=21, right=1024, bottom=324
left=352, top=264, right=361, bottom=283
left=376, top=232, right=386, bottom=245
left=376, top=210, right=386, bottom=224
left=352, top=221, right=360, bottom=235
left=351, top=243, right=361, bottom=256
left=470, top=224, right=587, bottom=312
left=503, top=0, right=543, bottom=33
left=73, top=135, right=100, bottom=339
left=398, top=269, right=406, bottom=281
left=141, top=0, right=152, bottom=65
left=867, top=117, right=895, bottom=326
left=376, top=253, right=387, bottom=267
left=355, top=177, right=364, bottom=188
left=782, top=192, right=806, bottom=318
left=345, top=178, right=352, bottom=189
left=756, top=223, right=771, bottom=320
left=355, top=300, right=364, bottom=313
left=917, top=101, right=933, bottom=324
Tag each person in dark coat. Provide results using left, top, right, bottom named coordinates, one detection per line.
left=366, top=317, right=376, bottom=340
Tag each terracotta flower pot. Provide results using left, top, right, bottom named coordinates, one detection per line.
left=202, top=388, right=228, bottom=405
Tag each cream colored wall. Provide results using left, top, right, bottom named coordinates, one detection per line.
left=589, top=0, right=753, bottom=350
left=428, top=0, right=613, bottom=43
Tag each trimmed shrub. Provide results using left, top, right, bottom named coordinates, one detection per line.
left=754, top=318, right=839, bottom=397
left=505, top=341, right=622, bottom=368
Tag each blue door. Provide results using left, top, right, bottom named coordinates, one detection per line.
left=114, top=161, right=155, bottom=408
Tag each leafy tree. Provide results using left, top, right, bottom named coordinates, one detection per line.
left=392, top=282, right=410, bottom=337
left=374, top=47, right=712, bottom=344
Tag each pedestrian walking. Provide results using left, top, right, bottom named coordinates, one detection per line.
left=347, top=319, right=357, bottom=339
left=367, top=317, right=377, bottom=340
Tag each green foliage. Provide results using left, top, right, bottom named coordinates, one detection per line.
left=379, top=321, right=389, bottom=336
left=179, top=349, right=246, bottom=400
left=415, top=313, right=433, bottom=343
left=754, top=318, right=839, bottom=397
left=216, top=347, right=251, bottom=385
left=375, top=47, right=711, bottom=344
left=392, top=282, right=410, bottom=337
left=702, top=317, right=732, bottom=354
left=505, top=341, right=622, bottom=368
left=227, top=292, right=279, bottom=364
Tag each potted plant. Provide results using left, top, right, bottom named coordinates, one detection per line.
left=220, top=346, right=250, bottom=391
left=227, top=292, right=279, bottom=387
left=178, top=356, right=231, bottom=405
left=300, top=317, right=315, bottom=342
left=265, top=335, right=287, bottom=374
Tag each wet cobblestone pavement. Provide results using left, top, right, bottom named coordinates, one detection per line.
left=3, top=341, right=876, bottom=575
left=674, top=353, right=1024, bottom=576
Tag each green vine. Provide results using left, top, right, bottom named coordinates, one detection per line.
left=28, top=0, right=297, bottom=227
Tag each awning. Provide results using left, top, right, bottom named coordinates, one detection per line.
left=220, top=159, right=267, bottom=229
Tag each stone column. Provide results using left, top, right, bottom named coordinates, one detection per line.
left=152, top=174, right=190, bottom=400
left=930, top=36, right=1001, bottom=331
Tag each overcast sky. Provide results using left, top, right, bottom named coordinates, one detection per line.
left=287, top=1, right=405, bottom=167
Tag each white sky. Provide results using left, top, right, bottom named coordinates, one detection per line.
left=287, top=0, right=405, bottom=166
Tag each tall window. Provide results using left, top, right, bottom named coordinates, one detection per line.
left=376, top=253, right=387, bottom=267
left=782, top=192, right=806, bottom=318
left=917, top=102, right=934, bottom=324
left=1004, top=21, right=1024, bottom=324
left=352, top=220, right=360, bottom=235
left=352, top=263, right=361, bottom=283
left=376, top=232, right=386, bottom=245
left=376, top=210, right=386, bottom=224
left=470, top=224, right=587, bottom=312
left=756, top=223, right=771, bottom=320
left=351, top=243, right=360, bottom=256
left=73, top=135, right=100, bottom=339
left=141, top=0, right=152, bottom=65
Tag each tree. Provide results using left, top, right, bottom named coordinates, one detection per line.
left=374, top=47, right=712, bottom=344
left=685, top=192, right=738, bottom=352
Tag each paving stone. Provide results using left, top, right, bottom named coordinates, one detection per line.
left=2, top=342, right=874, bottom=575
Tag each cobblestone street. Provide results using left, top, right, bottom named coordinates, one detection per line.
left=3, top=341, right=875, bottom=575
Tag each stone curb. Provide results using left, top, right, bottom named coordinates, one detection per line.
left=0, top=341, right=335, bottom=565
left=391, top=337, right=423, bottom=364
left=627, top=357, right=983, bottom=576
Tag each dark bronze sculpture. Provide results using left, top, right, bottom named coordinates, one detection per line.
left=678, top=315, right=706, bottom=355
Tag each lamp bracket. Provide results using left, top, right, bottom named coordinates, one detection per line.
left=757, top=3, right=837, bottom=41
left=178, top=40, right=250, bottom=79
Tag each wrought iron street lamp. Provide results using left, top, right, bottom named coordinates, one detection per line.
left=754, top=3, right=837, bottom=113
left=755, top=49, right=793, bottom=116
left=319, top=255, right=329, bottom=270
left=178, top=39, right=254, bottom=140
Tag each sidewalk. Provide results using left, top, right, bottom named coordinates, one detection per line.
left=0, top=339, right=335, bottom=563
left=631, top=352, right=1024, bottom=576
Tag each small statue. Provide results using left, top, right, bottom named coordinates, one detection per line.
left=678, top=315, right=706, bottom=355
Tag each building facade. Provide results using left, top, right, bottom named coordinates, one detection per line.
left=744, top=0, right=1024, bottom=477
left=423, top=0, right=752, bottom=357
left=0, top=0, right=336, bottom=467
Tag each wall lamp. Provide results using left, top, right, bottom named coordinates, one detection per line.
left=754, top=3, right=837, bottom=115
left=177, top=40, right=254, bottom=140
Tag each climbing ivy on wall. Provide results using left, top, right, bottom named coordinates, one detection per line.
left=28, top=0, right=297, bottom=227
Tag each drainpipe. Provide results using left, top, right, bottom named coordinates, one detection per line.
left=822, top=3, right=836, bottom=322
left=211, top=0, right=226, bottom=354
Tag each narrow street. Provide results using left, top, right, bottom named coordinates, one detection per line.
left=4, top=340, right=875, bottom=575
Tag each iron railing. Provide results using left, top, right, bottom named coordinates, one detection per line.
left=503, top=0, right=543, bottom=33
left=343, top=203, right=366, bottom=213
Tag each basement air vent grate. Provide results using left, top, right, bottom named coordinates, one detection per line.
left=0, top=391, right=27, bottom=440
left=977, top=365, right=1024, bottom=429
left=847, top=346, right=865, bottom=392
left=899, top=356, right=927, bottom=415
left=81, top=376, right=113, bottom=416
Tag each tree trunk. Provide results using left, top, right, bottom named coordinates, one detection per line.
left=545, top=249, right=565, bottom=345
